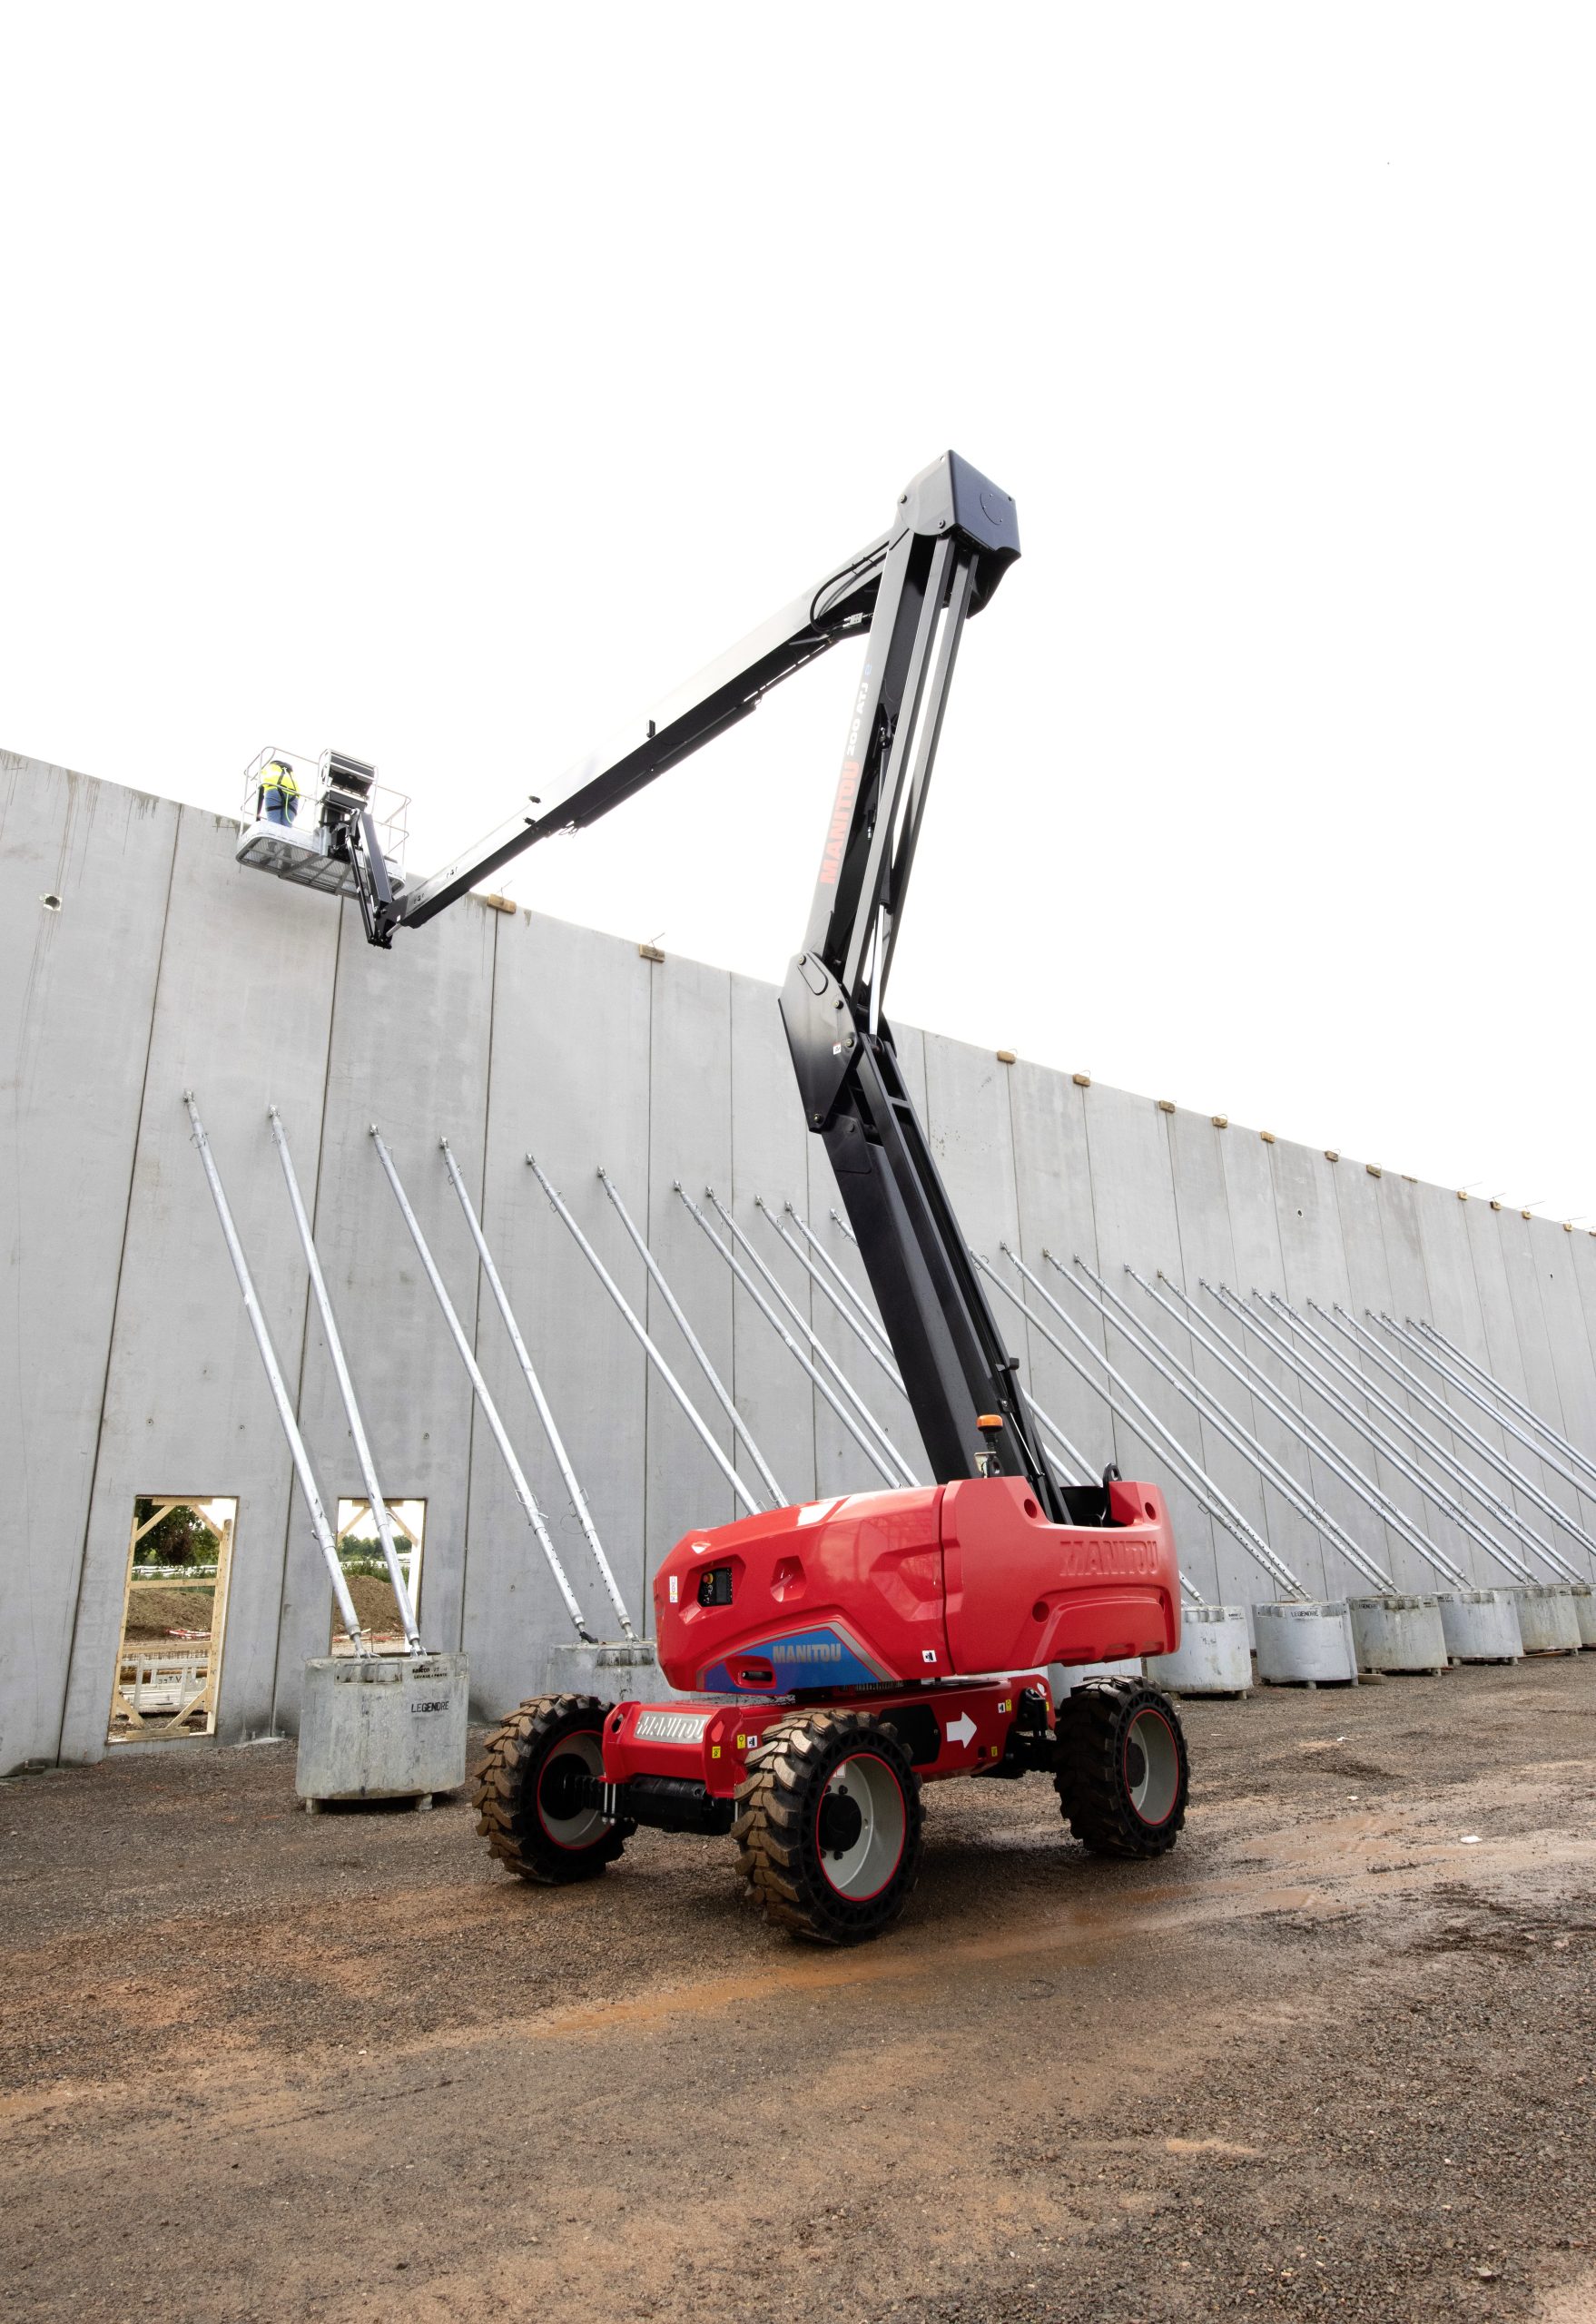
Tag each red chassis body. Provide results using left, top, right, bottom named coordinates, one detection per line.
left=600, top=1475, right=1182, bottom=1799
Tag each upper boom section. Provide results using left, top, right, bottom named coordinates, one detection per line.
left=391, top=533, right=892, bottom=935
left=388, top=454, right=1018, bottom=941
left=798, top=452, right=1019, bottom=1006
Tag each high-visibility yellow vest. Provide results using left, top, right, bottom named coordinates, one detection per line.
left=262, top=766, right=300, bottom=804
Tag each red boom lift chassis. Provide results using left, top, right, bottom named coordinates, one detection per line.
left=351, top=453, right=1190, bottom=1942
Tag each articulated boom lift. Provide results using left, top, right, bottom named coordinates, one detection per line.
left=358, top=453, right=1187, bottom=1943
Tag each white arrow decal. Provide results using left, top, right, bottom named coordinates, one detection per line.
left=945, top=1711, right=977, bottom=1749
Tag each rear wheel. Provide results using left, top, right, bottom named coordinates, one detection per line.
left=1055, top=1678, right=1188, bottom=1858
left=734, top=1709, right=922, bottom=1945
left=472, top=1693, right=632, bottom=1884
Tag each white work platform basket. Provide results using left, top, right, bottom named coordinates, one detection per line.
left=236, top=746, right=411, bottom=901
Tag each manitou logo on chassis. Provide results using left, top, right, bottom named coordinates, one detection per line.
left=1059, top=1536, right=1159, bottom=1580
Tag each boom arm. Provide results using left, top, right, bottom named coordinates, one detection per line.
left=376, top=531, right=892, bottom=940
left=364, top=451, right=1065, bottom=1520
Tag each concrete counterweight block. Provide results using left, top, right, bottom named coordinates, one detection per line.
left=296, top=1653, right=470, bottom=1807
left=1146, top=1608, right=1252, bottom=1697
left=1347, top=1593, right=1449, bottom=1677
left=1569, top=1582, right=1596, bottom=1649
left=536, top=1638, right=662, bottom=1703
left=1514, top=1586, right=1583, bottom=1655
left=1255, top=1600, right=1357, bottom=1688
left=1435, top=1590, right=1523, bottom=1664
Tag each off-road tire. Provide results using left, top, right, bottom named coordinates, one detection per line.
left=472, top=1693, right=632, bottom=1885
left=733, top=1709, right=923, bottom=1945
left=1055, top=1677, right=1188, bottom=1858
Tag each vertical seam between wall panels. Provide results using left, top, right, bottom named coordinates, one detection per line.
left=1355, top=1171, right=1411, bottom=1591
left=1161, top=1112, right=1222, bottom=1603
left=806, top=1018, right=823, bottom=1496
left=641, top=956, right=655, bottom=1626
left=724, top=975, right=736, bottom=1514
left=1000, top=1060, right=1020, bottom=1298
left=1569, top=1245, right=1596, bottom=1443
left=1407, top=1191, right=1459, bottom=1576
left=1222, top=1131, right=1289, bottom=1599
left=1301, top=1148, right=1357, bottom=1602
left=458, top=907, right=498, bottom=1648
left=54, top=805, right=182, bottom=1763
left=1075, top=1091, right=1118, bottom=1479
left=268, top=896, right=347, bottom=1718
left=1325, top=1163, right=1381, bottom=1584
left=1001, top=1060, right=1036, bottom=1413
left=1259, top=1134, right=1319, bottom=1597
left=1519, top=1224, right=1580, bottom=1545
left=1494, top=1222, right=1552, bottom=1535
left=1208, top=1127, right=1254, bottom=1443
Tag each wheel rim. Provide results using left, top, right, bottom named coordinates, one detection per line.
left=537, top=1731, right=606, bottom=1848
left=1123, top=1706, right=1179, bottom=1827
left=813, top=1751, right=906, bottom=1901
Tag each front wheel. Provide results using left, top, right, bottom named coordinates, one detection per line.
left=472, top=1693, right=632, bottom=1884
left=1055, top=1678, right=1189, bottom=1858
left=734, top=1709, right=923, bottom=1945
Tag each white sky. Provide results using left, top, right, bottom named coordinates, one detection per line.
left=5, top=6, right=1593, bottom=1218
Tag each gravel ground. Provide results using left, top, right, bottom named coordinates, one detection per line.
left=2, top=1656, right=1593, bottom=2323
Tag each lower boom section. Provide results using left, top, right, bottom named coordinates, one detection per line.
left=472, top=1667, right=1191, bottom=1947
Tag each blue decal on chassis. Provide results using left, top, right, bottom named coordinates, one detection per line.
left=701, top=1624, right=891, bottom=1695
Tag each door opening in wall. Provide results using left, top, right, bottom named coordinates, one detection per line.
left=330, top=1499, right=426, bottom=1654
left=109, top=1498, right=238, bottom=1743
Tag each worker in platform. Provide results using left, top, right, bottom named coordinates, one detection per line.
left=259, top=759, right=300, bottom=826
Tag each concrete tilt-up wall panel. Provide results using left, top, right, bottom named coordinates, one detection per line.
left=461, top=910, right=655, bottom=1705
left=1494, top=1216, right=1595, bottom=1562
left=283, top=892, right=497, bottom=1685
left=1267, top=1138, right=1406, bottom=1598
left=1162, top=1109, right=1317, bottom=1610
left=1329, top=1161, right=1433, bottom=1593
left=643, top=949, right=737, bottom=1587
left=1078, top=1085, right=1230, bottom=1599
left=730, top=971, right=819, bottom=1511
left=1457, top=1198, right=1577, bottom=1567
left=1364, top=1172, right=1479, bottom=1587
left=1006, top=1059, right=1110, bottom=1487
left=1522, top=1227, right=1596, bottom=1507
left=1214, top=1120, right=1349, bottom=1608
left=1404, top=1177, right=1527, bottom=1586
left=0, top=757, right=179, bottom=1768
left=58, top=803, right=341, bottom=1758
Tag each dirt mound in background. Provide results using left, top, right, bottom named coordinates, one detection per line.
left=122, top=1572, right=409, bottom=1647
left=341, top=1571, right=409, bottom=1642
left=120, top=1586, right=217, bottom=1643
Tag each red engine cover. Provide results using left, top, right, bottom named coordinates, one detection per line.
left=652, top=1476, right=1179, bottom=1696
